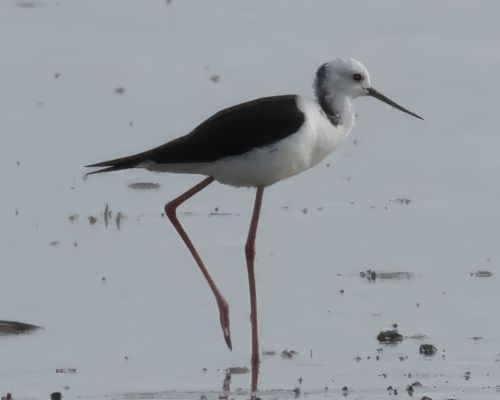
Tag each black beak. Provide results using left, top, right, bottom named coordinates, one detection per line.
left=367, top=87, right=423, bottom=121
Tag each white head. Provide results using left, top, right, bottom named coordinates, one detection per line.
left=315, top=58, right=423, bottom=120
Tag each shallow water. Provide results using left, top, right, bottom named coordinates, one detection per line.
left=1, top=0, right=500, bottom=399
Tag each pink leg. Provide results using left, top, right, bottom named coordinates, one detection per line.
left=164, top=177, right=232, bottom=350
left=245, top=186, right=264, bottom=399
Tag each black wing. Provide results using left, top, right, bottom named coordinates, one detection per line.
left=86, top=95, right=305, bottom=174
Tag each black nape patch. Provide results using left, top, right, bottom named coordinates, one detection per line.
left=314, top=63, right=340, bottom=126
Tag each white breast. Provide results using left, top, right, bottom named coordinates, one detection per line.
left=202, top=97, right=354, bottom=187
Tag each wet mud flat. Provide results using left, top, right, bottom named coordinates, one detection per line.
left=110, top=384, right=500, bottom=400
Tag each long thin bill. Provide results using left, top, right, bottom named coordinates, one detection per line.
left=367, top=87, right=423, bottom=121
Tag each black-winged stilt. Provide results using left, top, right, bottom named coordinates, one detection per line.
left=86, top=58, right=422, bottom=398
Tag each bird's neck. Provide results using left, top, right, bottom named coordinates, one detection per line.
left=314, top=81, right=353, bottom=127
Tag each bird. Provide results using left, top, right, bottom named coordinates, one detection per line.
left=85, top=58, right=422, bottom=399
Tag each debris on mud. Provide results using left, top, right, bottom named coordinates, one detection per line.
left=68, top=214, right=79, bottom=223
left=463, top=371, right=471, bottom=380
left=209, top=208, right=237, bottom=217
left=360, top=269, right=377, bottom=282
left=419, top=343, right=437, bottom=356
left=262, top=350, right=276, bottom=356
left=210, top=74, right=220, bottom=83
left=386, top=386, right=398, bottom=395
left=222, top=370, right=231, bottom=392
left=226, top=366, right=249, bottom=374
left=406, top=384, right=415, bottom=396
left=50, top=241, right=61, bottom=246
left=114, top=87, right=125, bottom=95
left=470, top=270, right=493, bottom=278
left=1, top=393, right=12, bottom=400
left=50, top=393, right=62, bottom=400
left=377, top=271, right=415, bottom=280
left=55, top=368, right=77, bottom=374
left=392, top=198, right=411, bottom=205
left=127, top=182, right=161, bottom=190
left=0, top=320, right=42, bottom=335
left=281, top=349, right=298, bottom=358
left=420, top=397, right=432, bottom=400
left=377, top=329, right=404, bottom=344
left=17, top=1, right=44, bottom=8
left=115, top=211, right=123, bottom=229
left=104, top=204, right=111, bottom=228
left=408, top=333, right=428, bottom=340
left=88, top=216, right=97, bottom=225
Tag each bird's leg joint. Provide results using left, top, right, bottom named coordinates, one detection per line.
left=164, top=201, right=178, bottom=221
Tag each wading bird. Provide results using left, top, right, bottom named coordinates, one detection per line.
left=86, top=58, right=422, bottom=399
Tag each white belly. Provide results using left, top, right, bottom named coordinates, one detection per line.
left=206, top=99, right=352, bottom=187
left=143, top=98, right=354, bottom=188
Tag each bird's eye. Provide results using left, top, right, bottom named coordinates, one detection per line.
left=352, top=73, right=363, bottom=81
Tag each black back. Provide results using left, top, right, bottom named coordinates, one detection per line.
left=86, top=95, right=305, bottom=174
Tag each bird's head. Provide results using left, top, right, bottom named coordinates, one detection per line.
left=315, top=58, right=423, bottom=120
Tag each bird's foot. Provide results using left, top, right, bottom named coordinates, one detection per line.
left=218, top=300, right=232, bottom=350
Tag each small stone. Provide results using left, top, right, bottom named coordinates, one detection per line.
left=419, top=343, right=437, bottom=356
left=377, top=329, right=403, bottom=344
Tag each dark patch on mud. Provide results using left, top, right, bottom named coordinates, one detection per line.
left=281, top=349, right=298, bottom=358
left=391, top=198, right=411, bottom=205
left=210, top=74, right=220, bottom=83
left=0, top=320, right=42, bottom=335
left=17, top=1, right=45, bottom=8
left=360, top=269, right=377, bottom=282
left=470, top=270, right=493, bottom=278
left=226, top=367, right=249, bottom=374
left=377, top=329, right=404, bottom=344
left=419, top=343, right=437, bottom=356
left=127, top=182, right=161, bottom=190
left=360, top=270, right=414, bottom=281
left=209, top=207, right=238, bottom=217
left=377, top=271, right=415, bottom=280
